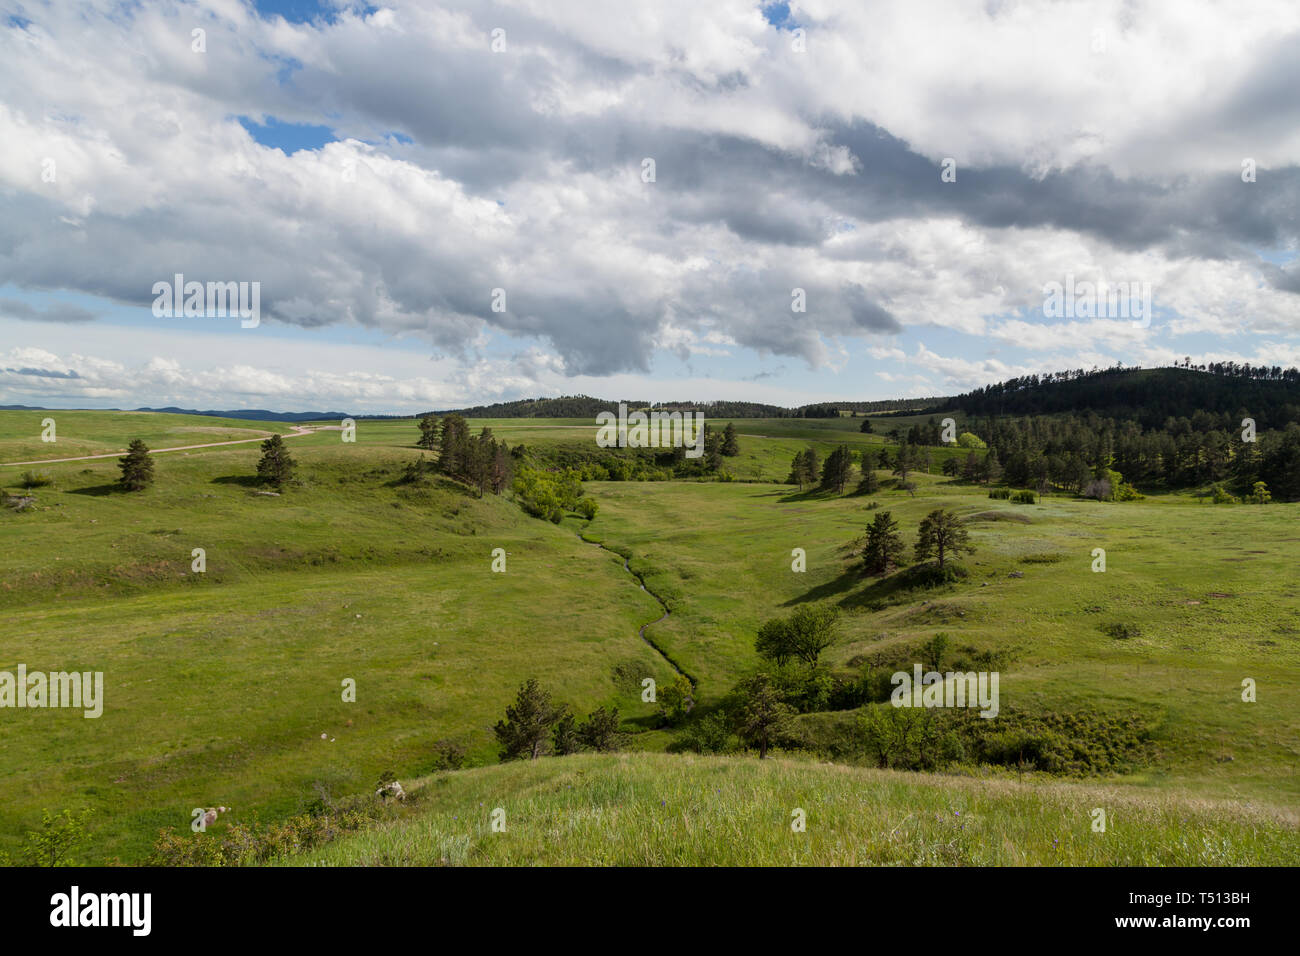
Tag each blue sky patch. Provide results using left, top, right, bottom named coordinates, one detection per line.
left=762, top=2, right=798, bottom=30
left=238, top=116, right=335, bottom=153
left=252, top=1, right=379, bottom=25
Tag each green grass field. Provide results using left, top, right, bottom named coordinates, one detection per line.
left=2, top=409, right=1297, bottom=864
left=283, top=753, right=1300, bottom=866
left=0, top=410, right=297, bottom=465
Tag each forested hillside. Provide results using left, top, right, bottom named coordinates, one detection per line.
left=934, top=364, right=1300, bottom=427
left=902, top=365, right=1300, bottom=498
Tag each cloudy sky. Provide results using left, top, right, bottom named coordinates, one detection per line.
left=1, top=0, right=1298, bottom=413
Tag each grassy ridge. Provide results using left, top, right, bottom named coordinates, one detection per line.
left=0, top=409, right=296, bottom=464
left=281, top=752, right=1300, bottom=866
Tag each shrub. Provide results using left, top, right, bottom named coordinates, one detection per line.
left=20, top=470, right=54, bottom=489
left=855, top=470, right=880, bottom=495
left=658, top=673, right=695, bottom=725
left=1082, top=478, right=1111, bottom=500
left=893, top=561, right=969, bottom=590
left=147, top=800, right=386, bottom=866
left=399, top=456, right=436, bottom=484
left=1210, top=483, right=1238, bottom=504
left=1085, top=469, right=1142, bottom=501
left=670, top=712, right=734, bottom=754
left=831, top=706, right=1155, bottom=776
left=578, top=706, right=623, bottom=752
left=1102, top=621, right=1141, bottom=640
left=430, top=739, right=468, bottom=771
left=552, top=713, right=582, bottom=755
left=22, top=808, right=93, bottom=867
left=988, top=487, right=1011, bottom=499
left=1010, top=490, right=1036, bottom=504
left=512, top=466, right=585, bottom=521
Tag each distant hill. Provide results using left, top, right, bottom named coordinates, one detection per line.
left=0, top=405, right=386, bottom=422
left=933, top=364, right=1300, bottom=428
left=133, top=406, right=367, bottom=422
left=435, top=395, right=949, bottom=419
left=434, top=395, right=798, bottom=418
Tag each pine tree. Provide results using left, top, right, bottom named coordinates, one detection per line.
left=862, top=510, right=905, bottom=574
left=494, top=679, right=565, bottom=761
left=804, top=446, right=820, bottom=483
left=117, top=439, right=154, bottom=491
left=578, top=706, right=622, bottom=752
left=490, top=442, right=514, bottom=494
left=820, top=445, right=852, bottom=493
left=256, top=434, right=295, bottom=488
left=721, top=422, right=740, bottom=456
left=417, top=414, right=441, bottom=450
left=893, top=444, right=913, bottom=482
left=787, top=449, right=814, bottom=489
left=914, top=508, right=975, bottom=568
left=437, top=413, right=469, bottom=480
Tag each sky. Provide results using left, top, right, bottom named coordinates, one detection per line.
left=1, top=0, right=1298, bottom=413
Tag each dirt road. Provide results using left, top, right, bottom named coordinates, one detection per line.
left=1, top=424, right=319, bottom=467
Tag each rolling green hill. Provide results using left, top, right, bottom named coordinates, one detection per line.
left=3, top=406, right=1298, bottom=866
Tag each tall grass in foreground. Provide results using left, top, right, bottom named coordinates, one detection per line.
left=281, top=753, right=1300, bottom=867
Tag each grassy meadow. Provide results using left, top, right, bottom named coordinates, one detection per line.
left=284, top=753, right=1300, bottom=867
left=1, top=408, right=1297, bottom=864
left=0, top=409, right=297, bottom=465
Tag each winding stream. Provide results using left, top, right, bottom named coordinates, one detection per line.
left=578, top=530, right=695, bottom=684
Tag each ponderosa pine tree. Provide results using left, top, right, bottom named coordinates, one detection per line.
left=820, top=445, right=852, bottom=494
left=578, top=706, right=622, bottom=752
left=804, top=446, right=820, bottom=484
left=914, top=508, right=975, bottom=568
left=437, top=413, right=469, bottom=479
left=417, top=414, right=441, bottom=450
left=862, top=510, right=905, bottom=574
left=117, top=439, right=154, bottom=491
left=494, top=679, right=565, bottom=761
left=721, top=421, right=740, bottom=456
left=256, top=434, right=295, bottom=488
left=893, top=444, right=914, bottom=482
left=787, top=448, right=816, bottom=490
